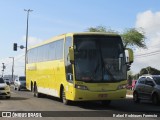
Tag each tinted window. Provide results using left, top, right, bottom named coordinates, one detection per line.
left=19, top=77, right=26, bottom=81
left=65, top=37, right=72, bottom=65
left=153, top=77, right=160, bottom=85
left=138, top=77, right=145, bottom=84
left=55, top=39, right=64, bottom=60
left=65, top=37, right=73, bottom=82
left=145, top=80, right=154, bottom=85
left=27, top=39, right=64, bottom=63
left=0, top=78, right=4, bottom=83
left=74, top=35, right=126, bottom=82
left=48, top=42, right=56, bottom=60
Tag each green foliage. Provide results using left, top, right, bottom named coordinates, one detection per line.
left=87, top=26, right=146, bottom=49
left=129, top=67, right=160, bottom=80
left=132, top=73, right=140, bottom=80
left=121, top=28, right=146, bottom=48
left=86, top=25, right=117, bottom=33
left=140, top=66, right=160, bottom=75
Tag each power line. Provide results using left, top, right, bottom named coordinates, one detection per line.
left=134, top=49, right=160, bottom=59
left=135, top=52, right=160, bottom=59
left=135, top=50, right=160, bottom=57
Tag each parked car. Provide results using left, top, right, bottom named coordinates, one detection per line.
left=0, top=77, right=11, bottom=99
left=133, top=75, right=160, bottom=105
left=4, top=79, right=11, bottom=86
left=14, top=76, right=26, bottom=91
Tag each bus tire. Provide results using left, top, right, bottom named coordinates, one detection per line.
left=133, top=92, right=140, bottom=103
left=61, top=88, right=69, bottom=105
left=31, top=82, right=33, bottom=92
left=34, top=84, right=41, bottom=98
left=152, top=93, right=159, bottom=105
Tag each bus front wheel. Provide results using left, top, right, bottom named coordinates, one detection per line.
left=62, top=88, right=69, bottom=105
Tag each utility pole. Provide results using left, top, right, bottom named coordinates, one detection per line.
left=24, top=9, right=33, bottom=76
left=9, top=57, right=14, bottom=83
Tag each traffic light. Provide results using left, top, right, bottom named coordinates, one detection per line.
left=13, top=43, right=17, bottom=51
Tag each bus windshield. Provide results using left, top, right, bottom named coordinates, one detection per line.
left=74, top=35, right=127, bottom=82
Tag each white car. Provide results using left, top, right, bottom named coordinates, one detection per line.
left=0, top=77, right=11, bottom=99
left=4, top=78, right=11, bottom=85
left=14, top=76, right=26, bottom=91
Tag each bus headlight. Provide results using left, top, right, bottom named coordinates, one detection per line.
left=75, top=85, right=88, bottom=90
left=117, top=84, right=126, bottom=90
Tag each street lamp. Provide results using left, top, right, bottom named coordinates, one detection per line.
left=9, top=57, right=14, bottom=83
left=24, top=9, right=33, bottom=76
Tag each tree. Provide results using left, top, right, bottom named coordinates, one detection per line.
left=86, top=26, right=146, bottom=49
left=140, top=66, right=160, bottom=75
left=121, top=28, right=146, bottom=48
left=87, top=26, right=116, bottom=33
left=87, top=26, right=105, bottom=32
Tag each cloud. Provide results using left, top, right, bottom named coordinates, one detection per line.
left=22, top=36, right=43, bottom=47
left=136, top=10, right=160, bottom=36
left=132, top=10, right=160, bottom=74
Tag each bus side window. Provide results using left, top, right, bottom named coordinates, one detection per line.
left=66, top=73, right=73, bottom=83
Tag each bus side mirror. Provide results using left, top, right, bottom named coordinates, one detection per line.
left=69, top=46, right=74, bottom=64
left=125, top=48, right=134, bottom=64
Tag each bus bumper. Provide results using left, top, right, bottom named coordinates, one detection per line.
left=72, top=89, right=127, bottom=101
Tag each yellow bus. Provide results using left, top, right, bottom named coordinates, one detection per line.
left=26, top=32, right=133, bottom=105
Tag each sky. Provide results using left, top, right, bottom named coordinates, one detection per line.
left=0, top=0, right=160, bottom=76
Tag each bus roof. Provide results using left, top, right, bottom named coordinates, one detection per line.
left=28, top=32, right=120, bottom=50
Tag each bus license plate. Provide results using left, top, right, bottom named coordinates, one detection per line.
left=98, top=94, right=108, bottom=98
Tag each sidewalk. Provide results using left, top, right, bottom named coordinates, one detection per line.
left=126, top=90, right=133, bottom=98
left=126, top=94, right=133, bottom=98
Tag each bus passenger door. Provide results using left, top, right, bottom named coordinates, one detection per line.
left=65, top=36, right=74, bottom=99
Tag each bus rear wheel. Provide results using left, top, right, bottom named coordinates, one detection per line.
left=62, top=88, right=69, bottom=105
left=31, top=82, right=33, bottom=92
left=34, top=84, right=41, bottom=98
left=133, top=92, right=140, bottom=103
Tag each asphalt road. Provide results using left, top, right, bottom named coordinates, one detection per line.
left=0, top=86, right=160, bottom=120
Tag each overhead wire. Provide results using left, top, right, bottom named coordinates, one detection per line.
left=135, top=50, right=160, bottom=58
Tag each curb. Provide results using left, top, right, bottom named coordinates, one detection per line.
left=126, top=94, right=133, bottom=98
